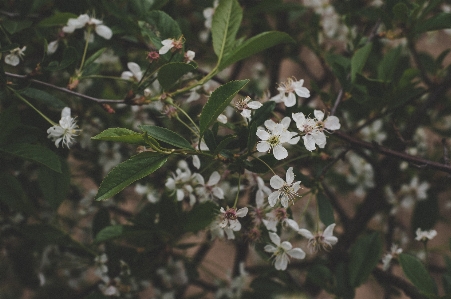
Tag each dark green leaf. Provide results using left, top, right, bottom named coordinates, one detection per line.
left=392, top=3, right=410, bottom=22
left=38, top=157, right=70, bottom=209
left=399, top=253, right=437, bottom=295
left=95, top=225, right=150, bottom=243
left=183, top=201, right=218, bottom=233
left=95, top=152, right=168, bottom=201
left=219, top=31, right=294, bottom=70
left=317, top=192, right=334, bottom=226
left=84, top=48, right=108, bottom=68
left=199, top=80, right=249, bottom=135
left=411, top=197, right=438, bottom=234
left=92, top=128, right=147, bottom=145
left=214, top=135, right=236, bottom=154
left=19, top=88, right=66, bottom=109
left=415, top=13, right=451, bottom=34
left=44, top=47, right=78, bottom=71
left=211, top=0, right=243, bottom=60
left=378, top=46, right=403, bottom=82
left=38, top=12, right=78, bottom=27
left=203, top=129, right=217, bottom=152
left=306, top=264, right=333, bottom=289
left=250, top=101, right=276, bottom=128
left=92, top=208, right=111, bottom=239
left=244, top=154, right=277, bottom=173
left=0, top=143, right=61, bottom=173
left=335, top=261, right=355, bottom=299
left=139, top=10, right=182, bottom=47
left=351, top=42, right=373, bottom=82
left=0, top=172, right=35, bottom=215
left=349, top=232, right=382, bottom=287
left=139, top=125, right=193, bottom=150
left=0, top=105, right=20, bottom=144
left=0, top=43, right=20, bottom=53
left=2, top=20, right=33, bottom=34
left=157, top=62, right=196, bottom=90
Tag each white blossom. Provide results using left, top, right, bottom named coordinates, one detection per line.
left=159, top=37, right=184, bottom=55
left=264, top=232, right=305, bottom=270
left=415, top=228, right=437, bottom=242
left=4, top=46, right=26, bottom=66
left=234, top=96, right=262, bottom=120
left=256, top=118, right=299, bottom=160
left=360, top=119, right=387, bottom=143
left=184, top=50, right=195, bottom=62
left=165, top=160, right=197, bottom=204
left=121, top=62, right=143, bottom=82
left=194, top=171, right=225, bottom=202
left=214, top=207, right=248, bottom=240
left=47, top=40, right=59, bottom=55
left=399, top=177, right=430, bottom=208
left=63, top=14, right=112, bottom=41
left=382, top=244, right=402, bottom=271
left=270, top=78, right=310, bottom=107
left=268, top=167, right=301, bottom=208
left=298, top=223, right=338, bottom=252
left=47, top=107, right=80, bottom=148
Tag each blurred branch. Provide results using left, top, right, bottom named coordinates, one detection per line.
left=373, top=268, right=427, bottom=299
left=5, top=72, right=125, bottom=104
left=334, top=131, right=451, bottom=174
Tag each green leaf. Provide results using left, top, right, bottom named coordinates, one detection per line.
left=38, top=157, right=70, bottom=209
left=348, top=232, right=382, bottom=287
left=249, top=101, right=276, bottom=128
left=2, top=19, right=33, bottom=34
left=317, top=192, right=334, bottom=226
left=199, top=80, right=249, bottom=135
left=95, top=225, right=125, bottom=242
left=139, top=125, right=193, bottom=150
left=92, top=208, right=111, bottom=239
left=415, top=13, right=451, bottom=34
left=214, top=135, right=236, bottom=155
left=95, top=152, right=168, bottom=201
left=0, top=43, right=20, bottom=53
left=84, top=48, right=108, bottom=68
left=378, top=46, right=403, bottom=82
left=157, top=62, right=196, bottom=91
left=219, top=31, right=294, bottom=70
left=44, top=47, right=78, bottom=71
left=411, top=197, right=438, bottom=234
left=38, top=12, right=78, bottom=27
left=0, top=105, right=20, bottom=144
left=247, top=122, right=257, bottom=154
left=211, top=0, right=243, bottom=61
left=244, top=154, right=277, bottom=173
left=392, top=3, right=410, bottom=23
left=399, top=253, right=438, bottom=295
left=92, top=128, right=147, bottom=145
left=0, top=172, right=35, bottom=215
left=203, top=129, right=217, bottom=152
left=183, top=202, right=218, bottom=233
left=139, top=10, right=182, bottom=47
left=0, top=143, right=61, bottom=173
left=19, top=88, right=67, bottom=109
left=351, top=42, right=373, bottom=83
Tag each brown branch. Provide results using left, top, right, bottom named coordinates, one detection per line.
left=373, top=268, right=427, bottom=299
left=5, top=72, right=125, bottom=104
left=334, top=131, right=451, bottom=174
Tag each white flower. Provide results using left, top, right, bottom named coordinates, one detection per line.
left=255, top=176, right=272, bottom=207
left=256, top=119, right=299, bottom=160
left=314, top=110, right=341, bottom=131
left=292, top=112, right=325, bottom=151
left=135, top=184, right=159, bottom=203
left=399, top=177, right=430, bottom=208
left=47, top=40, right=59, bottom=55
left=165, top=161, right=196, bottom=204
left=264, top=232, right=305, bottom=270
left=192, top=155, right=201, bottom=169
left=415, top=228, right=437, bottom=242
left=298, top=223, right=338, bottom=252
left=270, top=78, right=310, bottom=107
left=47, top=107, right=80, bottom=148
left=63, top=14, right=112, bottom=41
left=268, top=167, right=301, bottom=208
left=184, top=50, right=195, bottom=62
left=4, top=46, right=26, bottom=66
left=121, top=62, right=143, bottom=82
left=382, top=244, right=402, bottom=271
left=234, top=96, right=262, bottom=120
left=217, top=114, right=227, bottom=124
left=216, top=207, right=248, bottom=239
left=159, top=37, right=184, bottom=55
left=194, top=171, right=225, bottom=202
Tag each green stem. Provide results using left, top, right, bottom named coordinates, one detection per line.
left=9, top=87, right=56, bottom=125
left=173, top=104, right=200, bottom=135
left=78, top=27, right=92, bottom=72
left=233, top=173, right=241, bottom=208
left=81, top=75, right=131, bottom=82
left=252, top=155, right=276, bottom=175
left=175, top=114, right=199, bottom=137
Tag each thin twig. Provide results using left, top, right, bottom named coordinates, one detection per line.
left=5, top=72, right=125, bottom=104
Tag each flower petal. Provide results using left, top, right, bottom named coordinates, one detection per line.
left=95, top=24, right=113, bottom=39
left=273, top=145, right=288, bottom=160
left=268, top=232, right=281, bottom=246
left=275, top=254, right=288, bottom=270
left=270, top=175, right=285, bottom=189
left=287, top=248, right=306, bottom=259
left=286, top=167, right=294, bottom=184
left=298, top=228, right=314, bottom=239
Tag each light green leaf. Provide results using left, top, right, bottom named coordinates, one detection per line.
left=95, top=225, right=124, bottom=242
left=139, top=125, right=193, bottom=150
left=211, top=0, right=243, bottom=61
left=377, top=46, right=403, bottom=82
left=351, top=42, right=373, bottom=83
left=348, top=232, right=382, bottom=287
left=219, top=31, right=294, bottom=70
left=157, top=62, right=196, bottom=91
left=399, top=253, right=438, bottom=295
left=38, top=12, right=78, bottom=27
left=38, top=157, right=70, bottom=209
left=317, top=192, right=334, bottom=226
left=0, top=143, right=61, bottom=173
left=95, top=152, right=168, bottom=201
left=199, top=80, right=249, bottom=135
left=19, top=88, right=66, bottom=109
left=92, top=128, right=147, bottom=145
left=415, top=12, right=451, bottom=33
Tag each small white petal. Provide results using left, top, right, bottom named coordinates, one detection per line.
left=285, top=219, right=299, bottom=231
left=207, top=171, right=221, bottom=186
left=281, top=241, right=292, bottom=251
left=247, top=101, right=262, bottom=109
left=95, top=25, right=113, bottom=39
left=286, top=167, right=294, bottom=184
left=236, top=207, right=248, bottom=217
left=298, top=228, right=314, bottom=239
left=275, top=254, right=288, bottom=270
left=284, top=92, right=296, bottom=107
left=256, top=129, right=270, bottom=141
left=192, top=155, right=200, bottom=169
left=287, top=248, right=306, bottom=259
left=268, top=232, right=281, bottom=246
left=270, top=175, right=285, bottom=189
left=273, top=145, right=288, bottom=160
left=257, top=141, right=270, bottom=153
left=314, top=110, right=324, bottom=121
left=268, top=192, right=279, bottom=207
left=325, top=116, right=341, bottom=130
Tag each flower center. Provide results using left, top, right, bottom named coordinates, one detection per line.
left=267, top=135, right=280, bottom=147
left=225, top=208, right=237, bottom=220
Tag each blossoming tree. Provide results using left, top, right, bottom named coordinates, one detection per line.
left=1, top=0, right=451, bottom=298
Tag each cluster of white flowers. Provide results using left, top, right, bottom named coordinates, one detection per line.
left=165, top=160, right=225, bottom=205
left=47, top=107, right=81, bottom=148
left=256, top=117, right=299, bottom=160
